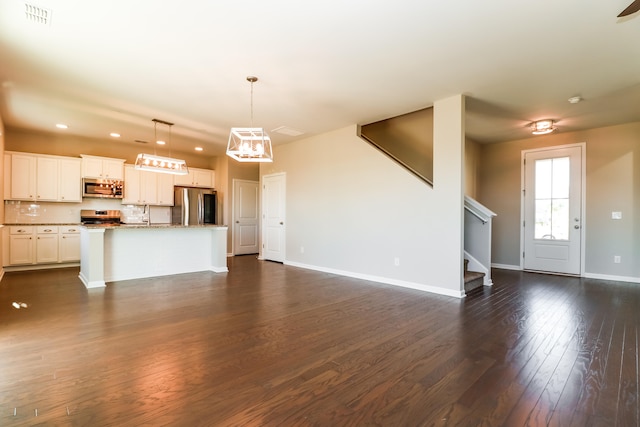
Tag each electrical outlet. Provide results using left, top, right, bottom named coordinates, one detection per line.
left=614, top=255, right=621, bottom=264
left=394, top=257, right=400, bottom=266
left=612, top=211, right=622, bottom=220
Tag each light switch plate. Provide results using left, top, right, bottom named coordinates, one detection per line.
left=612, top=211, right=622, bottom=220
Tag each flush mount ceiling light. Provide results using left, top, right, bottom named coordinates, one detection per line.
left=226, top=76, right=273, bottom=163
left=135, top=119, right=188, bottom=175
left=531, top=119, right=556, bottom=135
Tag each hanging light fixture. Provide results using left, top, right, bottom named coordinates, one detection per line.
left=227, top=76, right=273, bottom=162
left=530, top=119, right=556, bottom=135
left=135, top=119, right=189, bottom=175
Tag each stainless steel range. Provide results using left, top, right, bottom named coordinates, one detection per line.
left=80, top=210, right=121, bottom=225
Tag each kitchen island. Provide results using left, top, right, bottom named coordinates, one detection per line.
left=79, top=224, right=228, bottom=288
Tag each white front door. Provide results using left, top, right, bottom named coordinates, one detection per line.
left=262, top=173, right=286, bottom=263
left=523, top=145, right=584, bottom=275
left=233, top=179, right=259, bottom=255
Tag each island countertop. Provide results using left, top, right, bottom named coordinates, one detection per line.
left=81, top=223, right=227, bottom=230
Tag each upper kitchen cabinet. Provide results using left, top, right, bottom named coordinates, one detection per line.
left=174, top=167, right=215, bottom=188
left=122, top=165, right=174, bottom=206
left=4, top=152, right=82, bottom=203
left=81, top=154, right=125, bottom=179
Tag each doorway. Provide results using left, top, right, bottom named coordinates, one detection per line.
left=521, top=144, right=585, bottom=275
left=262, top=172, right=286, bottom=262
left=232, top=179, right=259, bottom=255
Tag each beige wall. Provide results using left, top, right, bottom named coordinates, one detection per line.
left=465, top=137, right=479, bottom=198
left=259, top=95, right=466, bottom=296
left=218, top=157, right=259, bottom=253
left=478, top=121, right=640, bottom=279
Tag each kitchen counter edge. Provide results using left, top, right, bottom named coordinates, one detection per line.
left=81, top=224, right=228, bottom=230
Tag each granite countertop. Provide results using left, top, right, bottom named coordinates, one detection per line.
left=4, top=223, right=82, bottom=226
left=82, top=223, right=227, bottom=230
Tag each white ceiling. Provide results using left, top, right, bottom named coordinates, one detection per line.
left=1, top=0, right=639, bottom=157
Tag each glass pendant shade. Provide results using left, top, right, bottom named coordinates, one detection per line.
left=227, top=127, right=273, bottom=162
left=227, top=76, right=274, bottom=163
left=134, top=153, right=189, bottom=175
left=135, top=118, right=189, bottom=174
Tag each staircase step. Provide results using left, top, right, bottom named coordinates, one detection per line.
left=464, top=270, right=485, bottom=293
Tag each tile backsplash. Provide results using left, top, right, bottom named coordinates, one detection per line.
left=4, top=199, right=171, bottom=224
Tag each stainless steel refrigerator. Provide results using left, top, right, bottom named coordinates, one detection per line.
left=172, top=186, right=217, bottom=225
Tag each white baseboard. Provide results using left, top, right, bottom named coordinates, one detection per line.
left=583, top=272, right=640, bottom=284
left=284, top=260, right=465, bottom=299
left=491, top=263, right=521, bottom=271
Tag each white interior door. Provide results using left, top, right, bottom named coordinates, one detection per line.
left=262, top=173, right=286, bottom=263
left=523, top=145, right=584, bottom=275
left=233, top=179, right=259, bottom=255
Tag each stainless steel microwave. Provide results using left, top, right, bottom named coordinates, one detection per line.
left=82, top=178, right=124, bottom=198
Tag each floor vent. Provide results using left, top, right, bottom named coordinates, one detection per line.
left=24, top=3, right=52, bottom=25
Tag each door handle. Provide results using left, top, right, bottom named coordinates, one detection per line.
left=236, top=221, right=239, bottom=223
left=279, top=222, right=284, bottom=225
left=574, top=225, right=580, bottom=229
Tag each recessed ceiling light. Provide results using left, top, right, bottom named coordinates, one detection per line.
left=156, top=140, right=166, bottom=145
left=110, top=132, right=121, bottom=138
left=55, top=123, right=68, bottom=129
left=195, top=147, right=203, bottom=152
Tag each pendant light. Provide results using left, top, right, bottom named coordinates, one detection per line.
left=135, top=119, right=189, bottom=175
left=226, top=76, right=273, bottom=162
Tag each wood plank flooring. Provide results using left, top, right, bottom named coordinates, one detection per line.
left=0, top=256, right=638, bottom=426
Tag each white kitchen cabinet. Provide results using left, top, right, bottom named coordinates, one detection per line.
left=5, top=152, right=82, bottom=202
left=156, top=173, right=174, bottom=206
left=10, top=153, right=37, bottom=200
left=9, top=226, right=35, bottom=265
left=5, top=225, right=80, bottom=266
left=123, top=165, right=156, bottom=204
left=174, top=167, right=215, bottom=188
left=123, top=165, right=173, bottom=206
left=59, top=226, right=81, bottom=262
left=81, top=154, right=125, bottom=179
left=58, top=158, right=82, bottom=202
left=36, top=157, right=59, bottom=201
left=36, top=226, right=59, bottom=263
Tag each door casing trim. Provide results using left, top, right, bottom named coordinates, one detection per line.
left=519, top=142, right=586, bottom=276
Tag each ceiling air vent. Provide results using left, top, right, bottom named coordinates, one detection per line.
left=24, top=3, right=52, bottom=25
left=272, top=126, right=304, bottom=137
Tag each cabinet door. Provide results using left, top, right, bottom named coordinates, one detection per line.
left=59, top=233, right=80, bottom=262
left=4, top=154, right=11, bottom=200
left=10, top=234, right=35, bottom=265
left=123, top=165, right=142, bottom=204
left=58, top=158, right=82, bottom=202
left=192, top=169, right=213, bottom=188
left=10, top=154, right=36, bottom=200
left=140, top=171, right=158, bottom=205
left=156, top=173, right=174, bottom=205
left=36, top=233, right=59, bottom=263
left=82, top=157, right=104, bottom=178
left=36, top=157, right=59, bottom=201
left=174, top=171, right=192, bottom=186
left=103, top=159, right=124, bottom=179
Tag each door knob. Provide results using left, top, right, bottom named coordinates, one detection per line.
left=574, top=225, right=580, bottom=229
left=279, top=222, right=284, bottom=225
left=236, top=221, right=239, bottom=223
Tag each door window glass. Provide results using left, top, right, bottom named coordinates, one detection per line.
left=534, top=157, right=570, bottom=240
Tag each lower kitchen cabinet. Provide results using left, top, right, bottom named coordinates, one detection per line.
left=59, top=226, right=81, bottom=262
left=36, top=226, right=59, bottom=263
left=4, top=225, right=81, bottom=267
left=8, top=226, right=35, bottom=265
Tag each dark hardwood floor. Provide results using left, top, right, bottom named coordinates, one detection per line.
left=0, top=257, right=638, bottom=426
